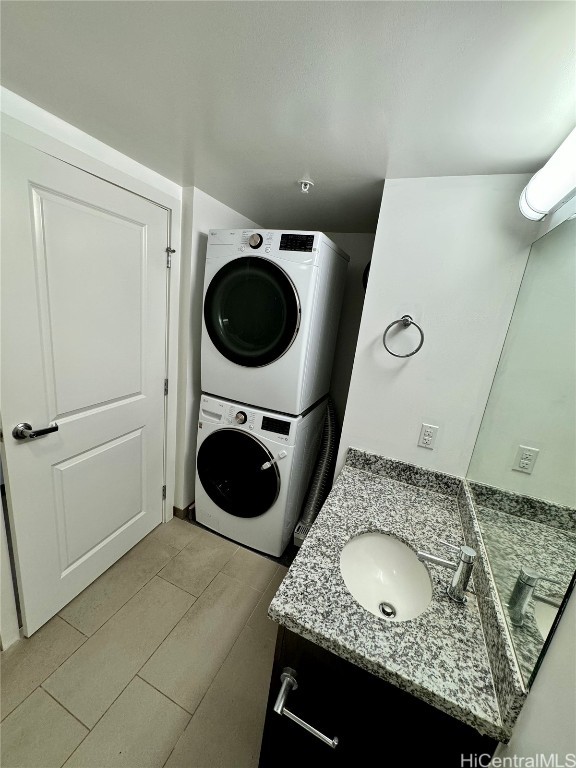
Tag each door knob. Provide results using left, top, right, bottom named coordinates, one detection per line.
left=12, top=422, right=59, bottom=441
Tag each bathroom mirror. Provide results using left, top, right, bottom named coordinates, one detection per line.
left=467, top=217, right=576, bottom=688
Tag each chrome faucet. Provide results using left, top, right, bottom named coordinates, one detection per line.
left=417, top=540, right=476, bottom=603
left=508, top=567, right=560, bottom=626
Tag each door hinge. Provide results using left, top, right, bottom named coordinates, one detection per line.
left=162, top=485, right=166, bottom=500
left=164, top=378, right=169, bottom=396
left=166, top=247, right=175, bottom=268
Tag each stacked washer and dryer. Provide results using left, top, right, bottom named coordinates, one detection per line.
left=195, top=229, right=349, bottom=556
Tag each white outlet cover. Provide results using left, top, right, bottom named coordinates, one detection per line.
left=418, top=423, right=439, bottom=450
left=513, top=445, right=540, bottom=474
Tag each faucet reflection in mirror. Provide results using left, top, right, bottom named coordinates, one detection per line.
left=508, top=567, right=561, bottom=628
left=467, top=217, right=576, bottom=687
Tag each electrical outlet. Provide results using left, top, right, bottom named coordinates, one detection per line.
left=513, top=445, right=540, bottom=474
left=418, top=423, right=439, bottom=450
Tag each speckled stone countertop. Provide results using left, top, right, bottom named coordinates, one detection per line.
left=269, top=454, right=509, bottom=742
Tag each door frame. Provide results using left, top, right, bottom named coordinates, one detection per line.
left=0, top=88, right=182, bottom=645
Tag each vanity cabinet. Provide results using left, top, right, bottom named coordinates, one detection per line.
left=259, top=627, right=497, bottom=767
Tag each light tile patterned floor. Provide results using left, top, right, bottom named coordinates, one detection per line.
left=0, top=519, right=286, bottom=768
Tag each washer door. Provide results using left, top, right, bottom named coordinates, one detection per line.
left=204, top=257, right=300, bottom=367
left=197, top=429, right=281, bottom=518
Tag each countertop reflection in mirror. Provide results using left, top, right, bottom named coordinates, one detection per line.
left=467, top=217, right=576, bottom=688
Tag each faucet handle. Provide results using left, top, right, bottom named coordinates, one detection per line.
left=438, top=539, right=459, bottom=551
left=438, top=539, right=476, bottom=562
left=539, top=575, right=562, bottom=585
left=518, top=566, right=561, bottom=587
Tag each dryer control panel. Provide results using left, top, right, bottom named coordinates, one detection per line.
left=207, top=229, right=332, bottom=265
left=279, top=233, right=314, bottom=252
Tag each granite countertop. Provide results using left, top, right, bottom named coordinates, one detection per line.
left=269, top=459, right=508, bottom=741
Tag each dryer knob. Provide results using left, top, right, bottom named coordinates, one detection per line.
left=248, top=233, right=263, bottom=249
left=235, top=411, right=247, bottom=424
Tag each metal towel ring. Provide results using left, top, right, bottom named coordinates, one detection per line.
left=382, top=315, right=424, bottom=358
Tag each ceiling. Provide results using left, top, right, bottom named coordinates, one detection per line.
left=1, top=1, right=574, bottom=232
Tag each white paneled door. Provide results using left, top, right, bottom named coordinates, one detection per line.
left=1, top=136, right=170, bottom=635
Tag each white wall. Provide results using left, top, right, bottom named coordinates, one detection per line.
left=326, top=233, right=374, bottom=426
left=468, top=219, right=575, bottom=506
left=174, top=189, right=258, bottom=510
left=337, top=174, right=540, bottom=477
left=0, top=88, right=181, bottom=202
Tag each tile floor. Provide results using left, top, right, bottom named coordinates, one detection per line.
left=1, top=519, right=286, bottom=768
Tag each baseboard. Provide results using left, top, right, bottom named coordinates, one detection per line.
left=173, top=504, right=194, bottom=521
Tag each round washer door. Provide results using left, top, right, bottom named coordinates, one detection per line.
left=204, top=257, right=300, bottom=367
left=197, top=429, right=281, bottom=518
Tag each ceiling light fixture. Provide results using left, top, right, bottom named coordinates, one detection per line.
left=519, top=127, right=576, bottom=220
left=298, top=178, right=314, bottom=194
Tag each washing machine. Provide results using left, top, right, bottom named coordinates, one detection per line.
left=201, top=229, right=349, bottom=416
left=195, top=394, right=326, bottom=556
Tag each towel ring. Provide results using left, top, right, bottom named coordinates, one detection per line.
left=382, top=315, right=424, bottom=358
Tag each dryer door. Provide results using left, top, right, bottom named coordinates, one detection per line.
left=197, top=429, right=281, bottom=518
left=204, top=257, right=300, bottom=367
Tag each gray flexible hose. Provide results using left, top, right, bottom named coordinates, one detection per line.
left=300, top=398, right=338, bottom=527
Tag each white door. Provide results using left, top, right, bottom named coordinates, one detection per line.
left=1, top=135, right=170, bottom=636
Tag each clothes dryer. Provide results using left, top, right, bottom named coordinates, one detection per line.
left=195, top=394, right=326, bottom=556
left=201, top=230, right=348, bottom=415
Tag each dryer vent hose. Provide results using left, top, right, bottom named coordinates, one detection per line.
left=299, top=398, right=338, bottom=532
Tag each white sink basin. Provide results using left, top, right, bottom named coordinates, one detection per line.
left=533, top=599, right=558, bottom=639
left=339, top=532, right=433, bottom=621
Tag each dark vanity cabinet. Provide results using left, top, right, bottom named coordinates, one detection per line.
left=259, top=627, right=497, bottom=767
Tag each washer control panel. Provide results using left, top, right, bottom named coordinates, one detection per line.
left=226, top=404, right=255, bottom=430
left=261, top=416, right=290, bottom=436
left=200, top=396, right=294, bottom=443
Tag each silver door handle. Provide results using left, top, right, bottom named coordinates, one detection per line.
left=12, top=422, right=59, bottom=441
left=273, top=668, right=339, bottom=749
